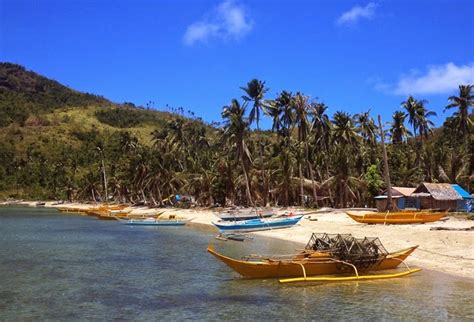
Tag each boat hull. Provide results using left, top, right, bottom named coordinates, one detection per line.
left=213, top=215, right=303, bottom=232
left=218, top=213, right=274, bottom=221
left=207, top=245, right=418, bottom=279
left=121, top=219, right=189, bottom=226
left=346, top=211, right=445, bottom=224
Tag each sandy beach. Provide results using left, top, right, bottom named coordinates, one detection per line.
left=3, top=201, right=474, bottom=280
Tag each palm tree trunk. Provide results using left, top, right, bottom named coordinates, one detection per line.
left=309, top=168, right=318, bottom=207
left=240, top=157, right=253, bottom=206
left=378, top=115, right=393, bottom=211
left=100, top=155, right=108, bottom=203
left=299, top=163, right=304, bottom=206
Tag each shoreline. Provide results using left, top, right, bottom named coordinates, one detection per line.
left=2, top=201, right=473, bottom=280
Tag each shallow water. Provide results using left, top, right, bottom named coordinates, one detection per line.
left=0, top=207, right=472, bottom=320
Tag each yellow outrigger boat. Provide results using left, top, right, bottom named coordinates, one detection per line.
left=346, top=211, right=446, bottom=224
left=208, top=233, right=420, bottom=282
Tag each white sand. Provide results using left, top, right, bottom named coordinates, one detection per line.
left=4, top=201, right=473, bottom=279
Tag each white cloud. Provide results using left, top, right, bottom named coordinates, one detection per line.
left=391, top=63, right=474, bottom=95
left=336, top=2, right=377, bottom=26
left=183, top=1, right=253, bottom=46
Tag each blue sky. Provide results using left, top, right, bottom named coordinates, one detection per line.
left=1, top=0, right=473, bottom=128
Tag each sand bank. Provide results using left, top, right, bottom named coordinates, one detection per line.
left=3, top=201, right=473, bottom=279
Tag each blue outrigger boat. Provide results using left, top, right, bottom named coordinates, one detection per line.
left=213, top=215, right=303, bottom=232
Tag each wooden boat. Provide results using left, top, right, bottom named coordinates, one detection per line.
left=218, top=209, right=275, bottom=221
left=208, top=245, right=418, bottom=279
left=215, top=233, right=253, bottom=242
left=118, top=217, right=192, bottom=226
left=57, top=207, right=88, bottom=214
left=207, top=233, right=419, bottom=279
left=345, top=211, right=446, bottom=224
left=213, top=215, right=303, bottom=232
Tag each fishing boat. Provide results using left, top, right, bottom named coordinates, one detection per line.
left=208, top=233, right=420, bottom=280
left=213, top=215, right=303, bottom=232
left=218, top=209, right=275, bottom=221
left=345, top=211, right=446, bottom=224
left=215, top=233, right=253, bottom=242
left=118, top=217, right=192, bottom=226
left=57, top=207, right=88, bottom=214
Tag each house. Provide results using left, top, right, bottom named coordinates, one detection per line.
left=375, top=187, right=416, bottom=211
left=411, top=182, right=471, bottom=212
left=451, top=184, right=473, bottom=212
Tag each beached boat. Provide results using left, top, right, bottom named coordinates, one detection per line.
left=57, top=207, right=88, bottom=214
left=345, top=211, right=446, bottom=224
left=218, top=209, right=275, bottom=221
left=215, top=233, right=253, bottom=242
left=213, top=215, right=303, bottom=232
left=118, top=217, right=192, bottom=226
left=208, top=233, right=419, bottom=279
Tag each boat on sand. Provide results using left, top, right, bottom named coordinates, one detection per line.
left=212, top=215, right=303, bottom=232
left=118, top=217, right=192, bottom=226
left=218, top=209, right=275, bottom=221
left=207, top=233, right=419, bottom=280
left=345, top=211, right=446, bottom=224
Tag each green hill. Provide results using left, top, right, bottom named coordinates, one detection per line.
left=0, top=63, right=212, bottom=200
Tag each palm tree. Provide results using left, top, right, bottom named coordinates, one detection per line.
left=310, top=103, right=331, bottom=152
left=292, top=92, right=313, bottom=206
left=270, top=134, right=297, bottom=206
left=264, top=91, right=292, bottom=134
left=328, top=111, right=361, bottom=207
left=445, top=84, right=473, bottom=136
left=241, top=79, right=268, bottom=130
left=402, top=96, right=419, bottom=139
left=415, top=100, right=437, bottom=143
left=241, top=79, right=268, bottom=205
left=309, top=102, right=332, bottom=206
left=390, top=111, right=411, bottom=144
left=221, top=99, right=254, bottom=206
left=354, top=110, right=377, bottom=146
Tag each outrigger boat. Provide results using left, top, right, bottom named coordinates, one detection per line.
left=218, top=209, right=275, bottom=221
left=213, top=215, right=303, bottom=232
left=117, top=217, right=193, bottom=226
left=345, top=211, right=446, bottom=224
left=208, top=233, right=420, bottom=282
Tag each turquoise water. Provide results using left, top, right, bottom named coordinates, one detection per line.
left=0, top=207, right=472, bottom=320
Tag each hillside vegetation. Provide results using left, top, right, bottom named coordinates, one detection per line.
left=0, top=63, right=472, bottom=207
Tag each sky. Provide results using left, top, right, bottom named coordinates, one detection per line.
left=1, top=0, right=473, bottom=128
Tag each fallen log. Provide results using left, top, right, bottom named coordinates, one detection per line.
left=430, top=226, right=474, bottom=231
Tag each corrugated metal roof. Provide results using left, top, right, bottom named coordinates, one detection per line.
left=414, top=183, right=462, bottom=201
left=452, top=184, right=472, bottom=199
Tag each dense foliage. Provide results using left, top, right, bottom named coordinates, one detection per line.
left=0, top=63, right=472, bottom=207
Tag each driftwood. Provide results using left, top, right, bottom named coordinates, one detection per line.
left=430, top=226, right=474, bottom=231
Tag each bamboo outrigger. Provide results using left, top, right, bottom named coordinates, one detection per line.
left=345, top=211, right=446, bottom=224
left=207, top=233, right=420, bottom=280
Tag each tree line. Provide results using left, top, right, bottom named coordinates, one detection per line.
left=0, top=78, right=472, bottom=208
